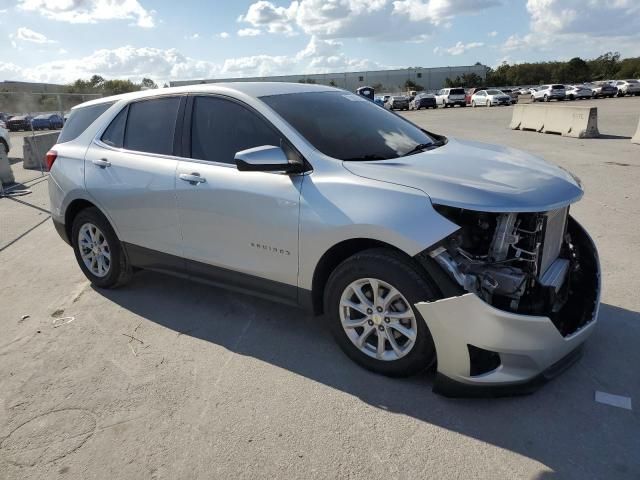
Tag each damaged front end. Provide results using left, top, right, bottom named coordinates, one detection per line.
left=415, top=205, right=601, bottom=396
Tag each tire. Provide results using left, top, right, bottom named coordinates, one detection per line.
left=486, top=100, right=491, bottom=107
left=472, top=100, right=476, bottom=108
left=544, top=95, right=549, bottom=102
left=71, top=207, right=132, bottom=289
left=569, top=95, right=574, bottom=100
left=324, top=248, right=440, bottom=377
left=531, top=95, right=536, bottom=102
left=1, top=139, right=8, bottom=155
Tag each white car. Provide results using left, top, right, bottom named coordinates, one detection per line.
left=565, top=85, right=592, bottom=100
left=613, top=80, right=640, bottom=96
left=470, top=89, right=512, bottom=107
left=531, top=84, right=566, bottom=102
left=435, top=88, right=467, bottom=108
left=0, top=121, right=12, bottom=155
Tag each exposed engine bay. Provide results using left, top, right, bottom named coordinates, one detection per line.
left=427, top=205, right=599, bottom=336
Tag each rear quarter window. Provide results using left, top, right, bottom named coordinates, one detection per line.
left=58, top=102, right=115, bottom=143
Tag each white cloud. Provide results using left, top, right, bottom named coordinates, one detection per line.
left=434, top=40, right=484, bottom=55
left=58, top=48, right=68, bottom=55
left=14, top=27, right=56, bottom=44
left=217, top=32, right=230, bottom=39
left=0, top=37, right=383, bottom=84
left=392, top=0, right=500, bottom=24
left=238, top=28, right=262, bottom=37
left=488, top=30, right=497, bottom=37
left=185, top=33, right=200, bottom=40
left=238, top=0, right=298, bottom=35
left=17, top=0, right=155, bottom=28
left=237, top=0, right=500, bottom=40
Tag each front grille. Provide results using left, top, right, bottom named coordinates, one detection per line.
left=540, top=207, right=568, bottom=276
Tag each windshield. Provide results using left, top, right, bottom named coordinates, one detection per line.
left=486, top=90, right=503, bottom=95
left=261, top=91, right=436, bottom=161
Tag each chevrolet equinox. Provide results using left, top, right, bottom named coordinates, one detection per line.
left=47, top=83, right=600, bottom=396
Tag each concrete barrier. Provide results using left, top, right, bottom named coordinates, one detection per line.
left=23, top=132, right=59, bottom=170
left=0, top=150, right=15, bottom=184
left=509, top=104, right=599, bottom=138
left=632, top=117, right=640, bottom=145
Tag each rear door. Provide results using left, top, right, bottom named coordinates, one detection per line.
left=84, top=95, right=185, bottom=262
left=175, top=95, right=302, bottom=302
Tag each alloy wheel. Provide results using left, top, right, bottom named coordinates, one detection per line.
left=339, top=278, right=417, bottom=361
left=78, top=223, right=111, bottom=278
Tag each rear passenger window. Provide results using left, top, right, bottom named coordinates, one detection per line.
left=101, top=106, right=128, bottom=148
left=191, top=96, right=282, bottom=165
left=58, top=102, right=115, bottom=143
left=124, top=97, right=181, bottom=155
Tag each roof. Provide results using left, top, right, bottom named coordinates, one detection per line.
left=72, top=82, right=337, bottom=110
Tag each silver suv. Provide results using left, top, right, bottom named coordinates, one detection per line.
left=48, top=83, right=600, bottom=396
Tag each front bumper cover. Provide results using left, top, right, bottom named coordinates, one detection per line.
left=415, top=218, right=601, bottom=397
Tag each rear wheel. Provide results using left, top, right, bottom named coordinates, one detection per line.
left=71, top=207, right=132, bottom=289
left=486, top=100, right=491, bottom=107
left=324, top=248, right=439, bottom=377
left=544, top=94, right=549, bottom=102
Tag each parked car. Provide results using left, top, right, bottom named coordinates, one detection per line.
left=471, top=89, right=512, bottom=107
left=385, top=95, right=410, bottom=110
left=589, top=82, right=617, bottom=98
left=47, top=83, right=600, bottom=396
left=409, top=93, right=437, bottom=110
left=0, top=121, right=11, bottom=154
left=32, top=114, right=64, bottom=130
left=435, top=88, right=466, bottom=108
left=531, top=84, right=566, bottom=102
left=518, top=88, right=531, bottom=95
left=499, top=88, right=519, bottom=104
left=6, top=115, right=33, bottom=131
left=613, top=79, right=640, bottom=96
left=465, top=87, right=487, bottom=105
left=565, top=85, right=592, bottom=100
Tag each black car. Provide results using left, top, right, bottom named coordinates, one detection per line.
left=410, top=94, right=437, bottom=110
left=7, top=115, right=33, bottom=131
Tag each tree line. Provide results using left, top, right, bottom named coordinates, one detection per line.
left=445, top=52, right=640, bottom=88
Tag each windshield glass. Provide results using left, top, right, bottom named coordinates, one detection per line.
left=487, top=90, right=503, bottom=95
left=261, top=91, right=436, bottom=161
left=449, top=88, right=465, bottom=95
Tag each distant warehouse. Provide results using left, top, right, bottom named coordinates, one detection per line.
left=170, top=64, right=487, bottom=93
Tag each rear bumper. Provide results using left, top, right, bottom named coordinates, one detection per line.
left=415, top=218, right=601, bottom=397
left=52, top=218, right=71, bottom=245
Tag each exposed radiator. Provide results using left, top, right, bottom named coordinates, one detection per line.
left=540, top=207, right=568, bottom=276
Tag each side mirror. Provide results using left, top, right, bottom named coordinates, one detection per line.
left=235, top=145, right=297, bottom=173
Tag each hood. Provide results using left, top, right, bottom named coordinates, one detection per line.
left=342, top=138, right=583, bottom=212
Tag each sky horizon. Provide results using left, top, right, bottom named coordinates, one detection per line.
left=1, top=0, right=639, bottom=85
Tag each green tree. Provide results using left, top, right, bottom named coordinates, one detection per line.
left=404, top=79, right=424, bottom=91
left=141, top=77, right=158, bottom=89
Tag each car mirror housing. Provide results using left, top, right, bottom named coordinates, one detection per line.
left=234, top=145, right=298, bottom=173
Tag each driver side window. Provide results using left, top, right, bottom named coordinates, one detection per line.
left=190, top=96, right=283, bottom=165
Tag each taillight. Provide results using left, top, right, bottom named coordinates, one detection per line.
left=45, top=150, right=58, bottom=171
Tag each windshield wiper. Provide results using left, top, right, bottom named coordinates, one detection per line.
left=401, top=140, right=445, bottom=157
left=343, top=154, right=389, bottom=161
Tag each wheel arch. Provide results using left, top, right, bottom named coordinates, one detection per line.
left=309, top=238, right=405, bottom=315
left=64, top=198, right=108, bottom=244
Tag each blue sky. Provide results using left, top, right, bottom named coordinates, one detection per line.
left=1, top=0, right=639, bottom=84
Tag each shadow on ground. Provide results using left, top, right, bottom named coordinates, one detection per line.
left=97, top=270, right=639, bottom=480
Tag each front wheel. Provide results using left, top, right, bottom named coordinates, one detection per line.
left=472, top=100, right=476, bottom=108
left=71, top=207, right=132, bottom=289
left=324, top=249, right=439, bottom=377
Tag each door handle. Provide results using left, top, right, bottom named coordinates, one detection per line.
left=179, top=173, right=206, bottom=185
left=92, top=158, right=111, bottom=168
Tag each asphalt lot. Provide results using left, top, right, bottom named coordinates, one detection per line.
left=1, top=96, right=639, bottom=479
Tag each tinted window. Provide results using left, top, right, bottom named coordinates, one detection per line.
left=450, top=88, right=465, bottom=95
left=124, top=97, right=180, bottom=155
left=191, top=96, right=282, bottom=164
left=58, top=102, right=114, bottom=143
left=261, top=91, right=436, bottom=161
left=551, top=84, right=564, bottom=89
left=101, top=106, right=128, bottom=148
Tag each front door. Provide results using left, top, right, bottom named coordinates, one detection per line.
left=175, top=95, right=302, bottom=303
